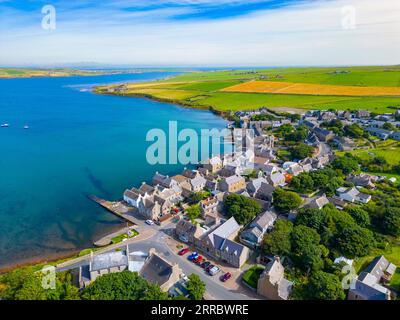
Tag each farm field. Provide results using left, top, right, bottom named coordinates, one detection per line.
left=0, top=68, right=107, bottom=78
left=222, top=80, right=400, bottom=97
left=95, top=65, right=400, bottom=114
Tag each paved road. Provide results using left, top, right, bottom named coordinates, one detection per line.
left=57, top=220, right=257, bottom=300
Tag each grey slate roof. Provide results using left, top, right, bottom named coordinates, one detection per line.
left=139, top=253, right=173, bottom=286
left=91, top=251, right=128, bottom=272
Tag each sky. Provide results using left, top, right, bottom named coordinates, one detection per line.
left=0, top=0, right=399, bottom=67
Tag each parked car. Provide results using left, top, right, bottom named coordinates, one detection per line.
left=178, top=248, right=190, bottom=256
left=145, top=220, right=154, bottom=225
left=188, top=252, right=198, bottom=261
left=205, top=264, right=215, bottom=272
left=220, top=272, right=232, bottom=282
left=208, top=266, right=221, bottom=276
left=193, top=256, right=203, bottom=264
left=201, top=261, right=211, bottom=269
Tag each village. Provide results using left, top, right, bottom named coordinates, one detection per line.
left=58, top=106, right=400, bottom=301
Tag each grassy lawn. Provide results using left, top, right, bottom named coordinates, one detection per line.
left=111, top=230, right=139, bottom=244
left=337, top=141, right=400, bottom=166
left=242, top=265, right=264, bottom=288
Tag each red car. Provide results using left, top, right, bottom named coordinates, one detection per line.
left=221, top=272, right=232, bottom=282
left=178, top=248, right=190, bottom=256
left=193, top=255, right=203, bottom=264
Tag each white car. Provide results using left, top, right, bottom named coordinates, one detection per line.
left=145, top=220, right=154, bottom=226
left=208, top=266, right=221, bottom=276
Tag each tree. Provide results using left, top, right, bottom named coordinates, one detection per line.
left=81, top=271, right=168, bottom=300
left=263, top=220, right=293, bottom=256
left=186, top=274, right=206, bottom=300
left=273, top=188, right=302, bottom=213
left=345, top=206, right=371, bottom=228
left=336, top=225, right=375, bottom=258
left=224, top=194, right=262, bottom=225
left=290, top=173, right=315, bottom=194
left=296, top=208, right=326, bottom=232
left=331, top=155, right=360, bottom=175
left=305, top=271, right=345, bottom=300
left=291, top=225, right=324, bottom=272
left=290, top=143, right=314, bottom=160
left=344, top=123, right=365, bottom=138
left=382, top=207, right=400, bottom=237
left=186, top=204, right=201, bottom=222
left=383, top=122, right=395, bottom=131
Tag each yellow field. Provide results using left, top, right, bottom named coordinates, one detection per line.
left=222, top=80, right=400, bottom=97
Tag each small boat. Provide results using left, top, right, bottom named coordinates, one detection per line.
left=23, top=125, right=29, bottom=129
left=1, top=123, right=9, bottom=127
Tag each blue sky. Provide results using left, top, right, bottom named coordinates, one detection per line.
left=0, top=0, right=399, bottom=67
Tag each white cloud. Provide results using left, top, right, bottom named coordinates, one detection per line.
left=0, top=0, right=399, bottom=66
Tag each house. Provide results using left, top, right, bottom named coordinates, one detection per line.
left=200, top=197, right=219, bottom=221
left=219, top=175, right=246, bottom=193
left=176, top=217, right=250, bottom=268
left=182, top=169, right=201, bottom=180
left=311, top=154, right=330, bottom=169
left=365, top=127, right=393, bottom=140
left=263, top=164, right=278, bottom=176
left=202, top=156, right=223, bottom=173
left=313, top=127, right=335, bottom=142
left=240, top=211, right=277, bottom=247
left=219, top=165, right=241, bottom=177
left=139, top=248, right=182, bottom=292
left=334, top=256, right=354, bottom=266
left=266, top=172, right=286, bottom=187
left=391, top=131, right=400, bottom=141
left=246, top=177, right=268, bottom=196
left=303, top=195, right=329, bottom=210
left=286, top=163, right=304, bottom=176
left=257, top=257, right=293, bottom=300
left=333, top=136, right=356, bottom=151
left=337, top=187, right=372, bottom=204
left=255, top=182, right=275, bottom=202
left=356, top=110, right=370, bottom=118
left=189, top=175, right=207, bottom=193
left=348, top=256, right=396, bottom=300
left=347, top=174, right=376, bottom=189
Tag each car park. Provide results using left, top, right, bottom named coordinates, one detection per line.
left=178, top=248, right=190, bottom=256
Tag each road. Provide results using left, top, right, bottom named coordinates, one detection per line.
left=57, top=219, right=258, bottom=300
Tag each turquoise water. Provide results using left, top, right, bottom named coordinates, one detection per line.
left=0, top=72, right=227, bottom=269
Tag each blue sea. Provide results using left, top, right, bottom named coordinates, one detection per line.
left=0, top=72, right=227, bottom=269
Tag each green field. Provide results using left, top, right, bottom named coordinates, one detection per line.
left=337, top=140, right=400, bottom=166
left=95, top=65, right=400, bottom=113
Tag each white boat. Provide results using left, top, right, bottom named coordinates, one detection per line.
left=23, top=125, right=29, bottom=129
left=1, top=123, right=9, bottom=127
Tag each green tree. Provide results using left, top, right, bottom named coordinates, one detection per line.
left=336, top=225, right=375, bottom=258
left=291, top=225, right=325, bottom=272
left=273, top=188, right=302, bottom=213
left=224, top=194, right=262, bottom=225
left=81, top=271, right=168, bottom=300
left=290, top=173, right=315, bottom=194
left=305, top=271, right=345, bottom=300
left=290, top=143, right=315, bottom=160
left=296, top=208, right=327, bottom=232
left=263, top=220, right=294, bottom=256
left=332, top=155, right=360, bottom=175
left=344, top=123, right=365, bottom=138
left=382, top=207, right=400, bottom=237
left=186, top=274, right=206, bottom=300
left=345, top=206, right=371, bottom=228
left=186, top=204, right=201, bottom=223
left=382, top=122, right=395, bottom=131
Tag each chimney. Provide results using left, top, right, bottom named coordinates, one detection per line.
left=274, top=256, right=281, bottom=264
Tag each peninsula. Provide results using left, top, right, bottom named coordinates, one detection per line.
left=94, top=66, right=400, bottom=115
